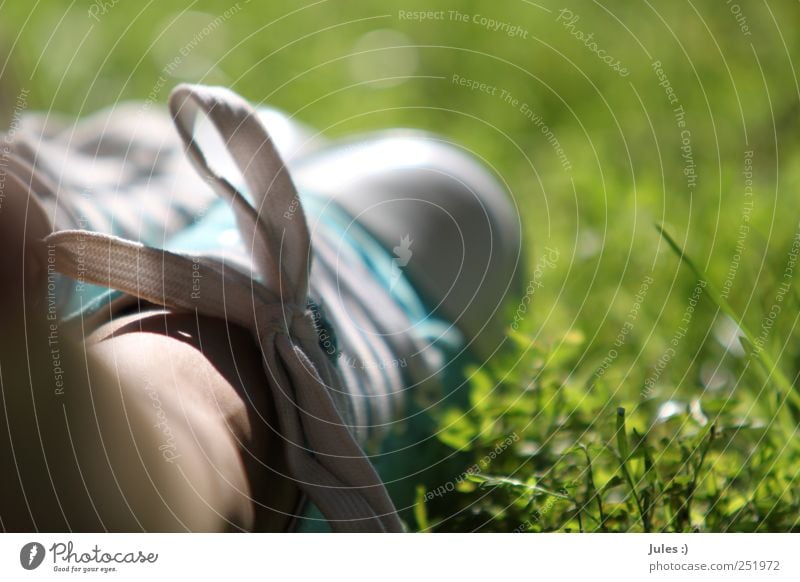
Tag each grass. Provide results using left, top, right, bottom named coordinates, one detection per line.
left=418, top=224, right=800, bottom=532
left=1, top=0, right=799, bottom=532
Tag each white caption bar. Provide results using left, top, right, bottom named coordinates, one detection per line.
left=0, top=533, right=797, bottom=580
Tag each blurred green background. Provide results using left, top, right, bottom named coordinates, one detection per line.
left=2, top=0, right=799, bottom=531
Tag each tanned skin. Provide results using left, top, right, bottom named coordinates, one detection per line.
left=0, top=183, right=297, bottom=532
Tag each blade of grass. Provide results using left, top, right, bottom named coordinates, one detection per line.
left=682, top=424, right=717, bottom=531
left=414, top=485, right=430, bottom=532
left=468, top=474, right=572, bottom=501
left=690, top=424, right=716, bottom=489
left=616, top=408, right=651, bottom=532
left=633, top=428, right=656, bottom=532
left=656, top=224, right=800, bottom=415
left=579, top=444, right=607, bottom=531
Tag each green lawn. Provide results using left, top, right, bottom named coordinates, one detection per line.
left=2, top=0, right=799, bottom=531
